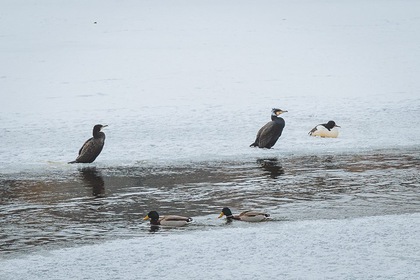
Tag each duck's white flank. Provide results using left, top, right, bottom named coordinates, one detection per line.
left=310, top=126, right=339, bottom=138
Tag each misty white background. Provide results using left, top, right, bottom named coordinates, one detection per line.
left=1, top=0, right=419, bottom=172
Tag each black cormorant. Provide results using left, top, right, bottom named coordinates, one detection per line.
left=308, top=120, right=340, bottom=138
left=250, top=108, right=287, bottom=148
left=68, top=124, right=107, bottom=163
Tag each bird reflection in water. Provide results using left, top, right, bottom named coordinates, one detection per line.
left=257, top=158, right=285, bottom=179
left=79, top=167, right=105, bottom=197
left=149, top=225, right=160, bottom=233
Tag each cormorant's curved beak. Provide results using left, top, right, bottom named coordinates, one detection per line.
left=143, top=215, right=150, bottom=220
left=335, top=125, right=341, bottom=128
left=218, top=212, right=224, bottom=218
left=100, top=125, right=108, bottom=131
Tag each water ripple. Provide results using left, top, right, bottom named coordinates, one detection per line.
left=0, top=148, right=419, bottom=255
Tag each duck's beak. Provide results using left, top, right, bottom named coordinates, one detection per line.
left=218, top=212, right=224, bottom=218
left=143, top=215, right=150, bottom=220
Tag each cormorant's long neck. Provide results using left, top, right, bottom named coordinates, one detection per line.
left=93, top=131, right=105, bottom=139
left=273, top=117, right=284, bottom=124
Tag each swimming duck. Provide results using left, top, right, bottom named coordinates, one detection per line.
left=250, top=108, right=287, bottom=149
left=143, top=211, right=193, bottom=227
left=308, top=120, right=340, bottom=138
left=218, top=207, right=270, bottom=222
left=69, top=124, right=107, bottom=163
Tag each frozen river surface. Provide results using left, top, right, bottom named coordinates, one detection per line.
left=1, top=213, right=419, bottom=280
left=1, top=151, right=419, bottom=279
left=1, top=0, right=420, bottom=279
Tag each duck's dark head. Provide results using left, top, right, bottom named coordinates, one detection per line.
left=325, top=121, right=340, bottom=129
left=144, top=211, right=159, bottom=221
left=218, top=207, right=233, bottom=218
left=271, top=108, right=287, bottom=120
left=92, top=124, right=107, bottom=138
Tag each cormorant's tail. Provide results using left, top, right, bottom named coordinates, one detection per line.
left=250, top=142, right=258, bottom=147
left=68, top=160, right=77, bottom=164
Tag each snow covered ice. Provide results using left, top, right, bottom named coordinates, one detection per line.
left=1, top=0, right=420, bottom=279
left=1, top=0, right=419, bottom=171
left=1, top=213, right=419, bottom=280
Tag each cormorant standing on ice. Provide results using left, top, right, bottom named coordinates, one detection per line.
left=69, top=124, right=107, bottom=163
left=250, top=108, right=287, bottom=149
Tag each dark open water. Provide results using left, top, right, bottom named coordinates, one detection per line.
left=1, top=148, right=419, bottom=256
